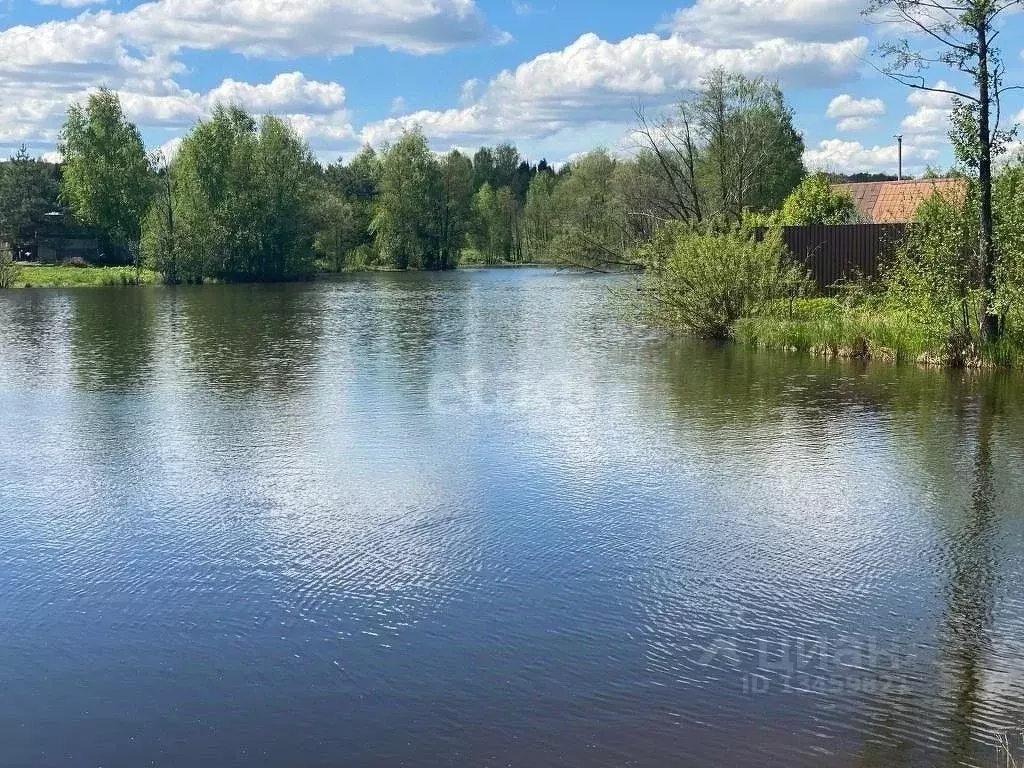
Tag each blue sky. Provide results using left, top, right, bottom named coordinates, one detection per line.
left=1, top=0, right=1023, bottom=175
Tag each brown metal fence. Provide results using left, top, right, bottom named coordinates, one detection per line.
left=773, top=224, right=908, bottom=294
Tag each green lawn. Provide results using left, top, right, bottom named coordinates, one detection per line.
left=13, top=264, right=160, bottom=288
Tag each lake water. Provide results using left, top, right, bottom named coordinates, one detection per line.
left=1, top=268, right=1023, bottom=767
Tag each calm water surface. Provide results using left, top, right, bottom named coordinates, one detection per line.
left=1, top=268, right=1023, bottom=767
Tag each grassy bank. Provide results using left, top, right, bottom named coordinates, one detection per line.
left=13, top=264, right=160, bottom=288
left=735, top=298, right=1024, bottom=368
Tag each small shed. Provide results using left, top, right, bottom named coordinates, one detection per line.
left=33, top=212, right=102, bottom=263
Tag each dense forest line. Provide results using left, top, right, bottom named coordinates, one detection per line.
left=0, top=71, right=827, bottom=284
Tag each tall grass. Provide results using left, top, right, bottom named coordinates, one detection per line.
left=735, top=297, right=1024, bottom=367
left=14, top=265, right=159, bottom=288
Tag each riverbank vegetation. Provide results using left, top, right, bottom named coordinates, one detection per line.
left=633, top=155, right=1024, bottom=368
left=0, top=69, right=805, bottom=286
left=628, top=0, right=1024, bottom=369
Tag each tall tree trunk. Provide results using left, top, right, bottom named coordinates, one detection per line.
left=977, top=24, right=999, bottom=342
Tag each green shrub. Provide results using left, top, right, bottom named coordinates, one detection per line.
left=882, top=186, right=976, bottom=336
left=0, top=249, right=19, bottom=289
left=779, top=173, right=859, bottom=225
left=632, top=223, right=810, bottom=339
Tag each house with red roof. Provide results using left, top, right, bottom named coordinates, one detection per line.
left=832, top=178, right=969, bottom=224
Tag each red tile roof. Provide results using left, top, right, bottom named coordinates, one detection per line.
left=832, top=179, right=968, bottom=223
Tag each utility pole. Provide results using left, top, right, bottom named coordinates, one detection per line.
left=894, top=135, right=903, bottom=181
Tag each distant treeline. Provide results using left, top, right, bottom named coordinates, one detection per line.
left=3, top=71, right=838, bottom=283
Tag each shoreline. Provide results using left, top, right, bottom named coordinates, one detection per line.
left=3, top=261, right=581, bottom=289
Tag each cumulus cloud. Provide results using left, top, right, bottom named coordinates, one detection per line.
left=669, top=0, right=866, bottom=47
left=362, top=29, right=868, bottom=146
left=0, top=0, right=483, bottom=151
left=998, top=139, right=1024, bottom=167
left=128, top=0, right=485, bottom=58
left=804, top=137, right=938, bottom=173
left=0, top=71, right=354, bottom=156
left=363, top=0, right=870, bottom=148
left=124, top=73, right=356, bottom=147
left=901, top=81, right=955, bottom=135
left=826, top=94, right=885, bottom=119
left=207, top=73, right=346, bottom=114
left=154, top=137, right=182, bottom=163
left=112, top=72, right=350, bottom=127
left=0, top=0, right=486, bottom=85
left=35, top=0, right=105, bottom=7
left=907, top=84, right=957, bottom=109
left=459, top=79, right=480, bottom=106
left=836, top=116, right=878, bottom=132
left=826, top=94, right=885, bottom=132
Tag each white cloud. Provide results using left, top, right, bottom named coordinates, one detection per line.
left=35, top=0, right=105, bottom=6
left=901, top=81, right=955, bottom=135
left=0, top=0, right=487, bottom=151
left=0, top=70, right=355, bottom=157
left=362, top=30, right=868, bottom=146
left=459, top=79, right=480, bottom=106
left=0, top=0, right=487, bottom=85
left=907, top=83, right=956, bottom=108
left=901, top=106, right=951, bottom=134
left=154, top=137, right=182, bottom=163
left=390, top=96, right=408, bottom=115
left=110, top=72, right=352, bottom=129
left=206, top=73, right=346, bottom=114
left=826, top=94, right=885, bottom=119
left=805, top=137, right=939, bottom=173
left=836, top=116, right=877, bottom=132
left=1015, top=108, right=1024, bottom=124
left=997, top=140, right=1024, bottom=167
left=124, top=0, right=488, bottom=59
left=283, top=112, right=356, bottom=146
left=669, top=0, right=866, bottom=47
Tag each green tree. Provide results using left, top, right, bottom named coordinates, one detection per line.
left=778, top=173, right=859, bottom=225
left=492, top=143, right=521, bottom=190
left=866, top=0, right=1022, bottom=341
left=251, top=114, right=321, bottom=279
left=993, top=164, right=1024, bottom=330
left=322, top=145, right=380, bottom=268
left=0, top=146, right=60, bottom=258
left=523, top=171, right=559, bottom=261
left=371, top=130, right=442, bottom=269
left=635, top=70, right=806, bottom=225
left=143, top=106, right=320, bottom=282
left=884, top=187, right=977, bottom=340
left=472, top=182, right=522, bottom=263
left=59, top=89, right=152, bottom=261
left=472, top=147, right=495, bottom=192
left=548, top=149, right=633, bottom=266
left=141, top=150, right=181, bottom=282
left=314, top=193, right=359, bottom=271
left=697, top=70, right=806, bottom=220
left=438, top=150, right=473, bottom=269
left=473, top=183, right=498, bottom=262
